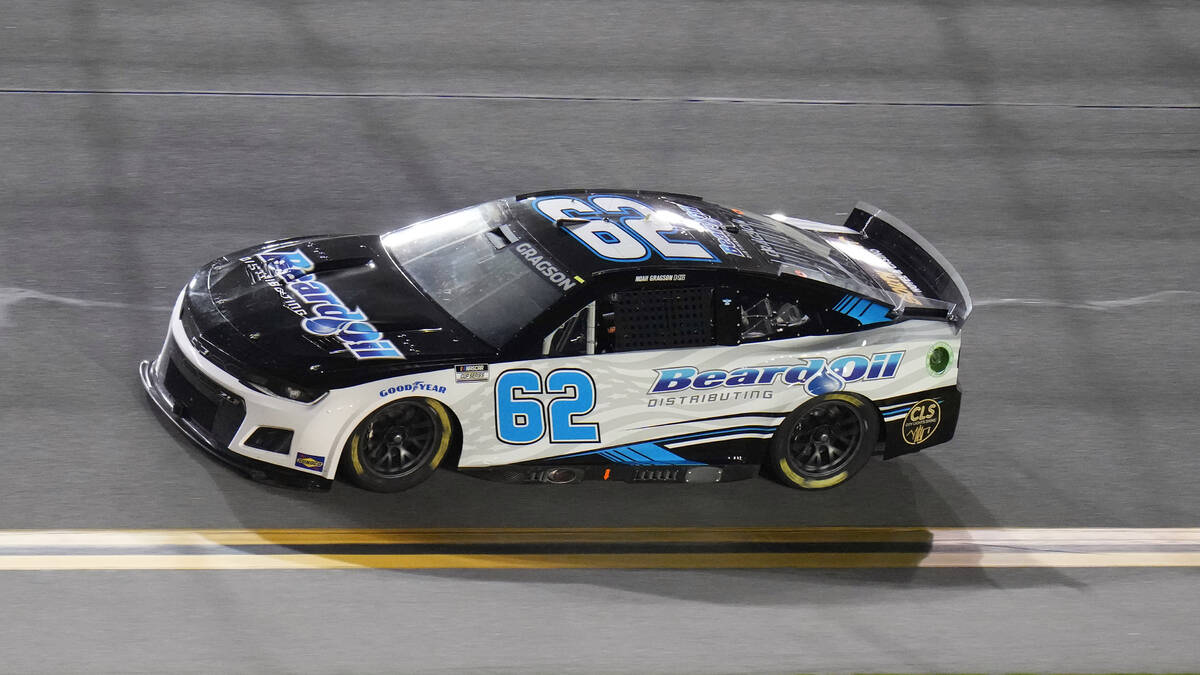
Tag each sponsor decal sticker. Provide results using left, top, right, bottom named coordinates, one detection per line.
left=865, top=253, right=926, bottom=307
left=901, top=399, right=941, bottom=445
left=513, top=242, right=578, bottom=292
left=735, top=220, right=783, bottom=261
left=455, top=364, right=489, bottom=383
left=243, top=258, right=307, bottom=316
left=672, top=202, right=749, bottom=258
left=253, top=249, right=402, bottom=360
left=647, top=390, right=774, bottom=408
left=927, top=342, right=953, bottom=377
left=648, top=351, right=904, bottom=398
left=379, top=381, right=447, bottom=397
left=295, top=453, right=325, bottom=471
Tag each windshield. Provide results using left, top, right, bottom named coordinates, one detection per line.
left=381, top=201, right=566, bottom=348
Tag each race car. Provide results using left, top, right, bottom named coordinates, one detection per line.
left=140, top=189, right=971, bottom=492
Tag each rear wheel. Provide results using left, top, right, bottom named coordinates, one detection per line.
left=343, top=398, right=452, bottom=492
left=768, top=393, right=878, bottom=489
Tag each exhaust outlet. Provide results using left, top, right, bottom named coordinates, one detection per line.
left=543, top=467, right=581, bottom=484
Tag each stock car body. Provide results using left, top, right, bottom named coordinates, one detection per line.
left=140, top=190, right=971, bottom=492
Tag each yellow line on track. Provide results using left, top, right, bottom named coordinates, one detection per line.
left=3, top=552, right=1200, bottom=570
left=0, top=527, right=930, bottom=546
left=2, top=527, right=1198, bottom=547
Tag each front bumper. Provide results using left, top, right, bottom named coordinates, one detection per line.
left=140, top=295, right=334, bottom=490
left=139, top=358, right=330, bottom=490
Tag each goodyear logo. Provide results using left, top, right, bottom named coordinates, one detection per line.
left=295, top=453, right=325, bottom=471
left=379, top=381, right=447, bottom=397
left=650, top=351, right=903, bottom=398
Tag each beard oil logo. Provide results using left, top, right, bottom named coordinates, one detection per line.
left=803, top=364, right=846, bottom=396
left=901, top=399, right=941, bottom=445
left=648, top=352, right=904, bottom=397
left=254, top=249, right=403, bottom=360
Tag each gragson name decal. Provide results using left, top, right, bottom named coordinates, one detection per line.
left=513, top=242, right=577, bottom=292
left=255, top=249, right=403, bottom=360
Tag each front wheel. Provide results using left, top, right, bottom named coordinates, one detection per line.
left=342, top=398, right=453, bottom=492
left=768, top=393, right=878, bottom=489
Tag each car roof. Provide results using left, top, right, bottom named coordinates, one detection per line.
left=502, top=190, right=893, bottom=301
left=506, top=189, right=829, bottom=279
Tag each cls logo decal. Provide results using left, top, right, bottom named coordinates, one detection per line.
left=531, top=194, right=717, bottom=263
left=902, top=399, right=941, bottom=445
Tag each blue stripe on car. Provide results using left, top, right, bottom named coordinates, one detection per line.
left=546, top=425, right=778, bottom=466
left=834, top=294, right=892, bottom=326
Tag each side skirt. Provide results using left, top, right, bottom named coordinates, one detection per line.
left=459, top=463, right=760, bottom=484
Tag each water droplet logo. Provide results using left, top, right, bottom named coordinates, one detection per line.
left=804, top=365, right=846, bottom=396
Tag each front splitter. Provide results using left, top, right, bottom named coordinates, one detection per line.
left=139, top=359, right=332, bottom=491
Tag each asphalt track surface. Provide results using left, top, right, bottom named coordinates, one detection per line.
left=1, top=1, right=1199, bottom=672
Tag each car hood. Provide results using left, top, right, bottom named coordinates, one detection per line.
left=184, top=235, right=493, bottom=388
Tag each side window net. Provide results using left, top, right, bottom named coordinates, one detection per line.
left=613, top=287, right=713, bottom=351
left=542, top=286, right=719, bottom=356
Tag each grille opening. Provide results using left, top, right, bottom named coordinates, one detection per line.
left=244, top=427, right=294, bottom=454
left=163, top=361, right=218, bottom=429
left=160, top=338, right=246, bottom=447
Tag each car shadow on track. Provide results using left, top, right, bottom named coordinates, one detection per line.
left=152, top=404, right=1090, bottom=604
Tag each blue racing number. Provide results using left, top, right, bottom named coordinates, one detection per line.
left=494, top=369, right=545, bottom=444
left=545, top=369, right=599, bottom=443
left=531, top=194, right=717, bottom=263
left=495, top=368, right=599, bottom=445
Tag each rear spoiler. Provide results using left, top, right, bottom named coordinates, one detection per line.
left=841, top=203, right=973, bottom=326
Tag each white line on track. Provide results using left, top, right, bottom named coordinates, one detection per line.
left=2, top=284, right=1192, bottom=329
left=1, top=89, right=1199, bottom=110
left=974, top=290, right=1200, bottom=311
left=0, top=287, right=171, bottom=326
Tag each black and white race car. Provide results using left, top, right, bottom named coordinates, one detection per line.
left=141, top=190, right=971, bottom=492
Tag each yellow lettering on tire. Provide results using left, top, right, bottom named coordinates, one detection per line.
left=426, top=399, right=453, bottom=468
left=778, top=459, right=848, bottom=489
left=799, top=471, right=849, bottom=489
left=350, top=435, right=365, bottom=475
left=825, top=392, right=863, bottom=407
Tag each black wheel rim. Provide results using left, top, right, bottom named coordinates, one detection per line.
left=360, top=402, right=439, bottom=478
left=786, top=400, right=864, bottom=478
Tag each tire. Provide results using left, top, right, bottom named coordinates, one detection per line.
left=342, top=397, right=453, bottom=492
left=768, top=392, right=879, bottom=490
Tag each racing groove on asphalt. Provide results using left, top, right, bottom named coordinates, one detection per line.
left=4, top=528, right=1200, bottom=569
left=1, top=1, right=1198, bottom=672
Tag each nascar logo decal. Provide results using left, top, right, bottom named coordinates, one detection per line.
left=650, top=351, right=904, bottom=397
left=254, top=249, right=403, bottom=360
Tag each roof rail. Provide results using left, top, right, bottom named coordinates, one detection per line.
left=514, top=188, right=704, bottom=202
